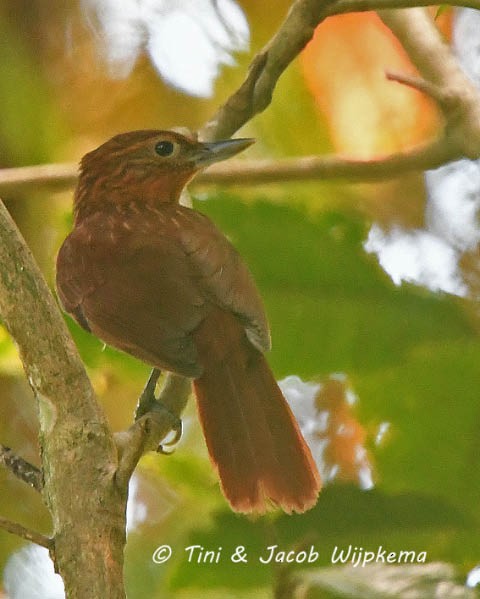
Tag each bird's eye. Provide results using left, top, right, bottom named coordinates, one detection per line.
left=155, top=140, right=176, bottom=157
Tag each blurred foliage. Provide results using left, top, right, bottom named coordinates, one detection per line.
left=0, top=1, right=478, bottom=598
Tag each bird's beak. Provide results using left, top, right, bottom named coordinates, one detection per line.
left=193, top=138, right=255, bottom=167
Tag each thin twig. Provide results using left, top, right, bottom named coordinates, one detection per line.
left=0, top=516, right=52, bottom=549
left=378, top=8, right=465, bottom=88
left=385, top=70, right=448, bottom=106
left=0, top=445, right=43, bottom=492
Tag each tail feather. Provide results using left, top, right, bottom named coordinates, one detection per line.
left=193, top=310, right=321, bottom=513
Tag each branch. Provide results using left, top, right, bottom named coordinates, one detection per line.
left=385, top=71, right=449, bottom=107
left=199, top=139, right=456, bottom=183
left=0, top=445, right=43, bottom=492
left=0, top=199, right=126, bottom=596
left=201, top=0, right=338, bottom=140
left=0, top=162, right=77, bottom=195
left=0, top=141, right=460, bottom=195
left=0, top=516, right=52, bottom=549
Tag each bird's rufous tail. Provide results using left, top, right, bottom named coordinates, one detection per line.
left=193, top=309, right=321, bottom=514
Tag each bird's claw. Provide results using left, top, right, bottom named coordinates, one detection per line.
left=157, top=414, right=183, bottom=455
left=157, top=418, right=183, bottom=455
left=135, top=368, right=183, bottom=455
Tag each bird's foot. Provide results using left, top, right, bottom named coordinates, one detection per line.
left=135, top=368, right=183, bottom=454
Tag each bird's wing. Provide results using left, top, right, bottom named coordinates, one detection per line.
left=174, top=205, right=271, bottom=353
left=56, top=204, right=271, bottom=376
left=56, top=211, right=207, bottom=377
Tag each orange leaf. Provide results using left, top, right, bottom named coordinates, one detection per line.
left=300, top=13, right=441, bottom=157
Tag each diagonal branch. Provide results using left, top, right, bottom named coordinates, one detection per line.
left=201, top=0, right=338, bottom=140
left=385, top=71, right=450, bottom=107
left=0, top=445, right=43, bottom=492
left=0, top=516, right=52, bottom=549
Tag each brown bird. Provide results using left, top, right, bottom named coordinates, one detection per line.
left=56, top=129, right=321, bottom=513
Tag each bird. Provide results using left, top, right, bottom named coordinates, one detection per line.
left=56, top=129, right=321, bottom=514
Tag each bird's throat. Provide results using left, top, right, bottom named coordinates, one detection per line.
left=74, top=167, right=195, bottom=222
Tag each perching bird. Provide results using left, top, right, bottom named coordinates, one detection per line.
left=56, top=129, right=321, bottom=513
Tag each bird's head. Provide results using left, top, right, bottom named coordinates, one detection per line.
left=74, top=129, right=254, bottom=219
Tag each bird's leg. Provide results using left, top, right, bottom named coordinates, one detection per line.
left=135, top=368, right=183, bottom=453
left=135, top=368, right=162, bottom=420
